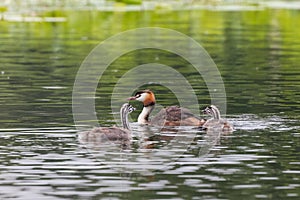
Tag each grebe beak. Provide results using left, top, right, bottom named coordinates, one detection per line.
left=127, top=96, right=136, bottom=100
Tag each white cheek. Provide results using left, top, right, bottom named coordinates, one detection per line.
left=136, top=93, right=147, bottom=102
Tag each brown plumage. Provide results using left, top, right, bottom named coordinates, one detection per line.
left=151, top=106, right=206, bottom=126
left=79, top=127, right=131, bottom=142
left=78, top=103, right=135, bottom=143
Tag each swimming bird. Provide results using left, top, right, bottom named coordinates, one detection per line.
left=128, top=89, right=205, bottom=126
left=201, top=105, right=233, bottom=132
left=78, top=103, right=136, bottom=143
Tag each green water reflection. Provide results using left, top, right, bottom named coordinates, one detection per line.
left=1, top=9, right=299, bottom=128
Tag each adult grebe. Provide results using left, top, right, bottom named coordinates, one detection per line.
left=78, top=103, right=136, bottom=142
left=201, top=105, right=233, bottom=132
left=128, top=89, right=205, bottom=126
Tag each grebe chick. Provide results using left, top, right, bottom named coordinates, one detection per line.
left=201, top=105, right=233, bottom=132
left=78, top=103, right=135, bottom=143
left=128, top=89, right=205, bottom=126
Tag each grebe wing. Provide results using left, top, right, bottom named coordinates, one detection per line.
left=151, top=106, right=204, bottom=126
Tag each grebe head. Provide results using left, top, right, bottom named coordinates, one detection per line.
left=203, top=105, right=220, bottom=120
left=128, top=89, right=156, bottom=107
left=121, top=103, right=136, bottom=113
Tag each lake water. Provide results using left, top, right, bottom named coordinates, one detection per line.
left=0, top=5, right=300, bottom=200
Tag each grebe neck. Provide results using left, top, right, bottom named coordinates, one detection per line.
left=212, top=107, right=221, bottom=120
left=121, top=107, right=130, bottom=130
left=138, top=105, right=155, bottom=124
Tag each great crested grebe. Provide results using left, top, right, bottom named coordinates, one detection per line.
left=201, top=105, right=233, bottom=132
left=128, top=89, right=205, bottom=126
left=78, top=103, right=135, bottom=142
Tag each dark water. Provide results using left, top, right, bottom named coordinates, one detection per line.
left=1, top=7, right=300, bottom=200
